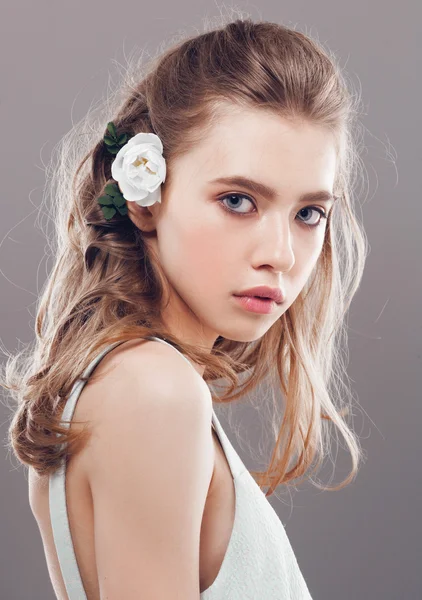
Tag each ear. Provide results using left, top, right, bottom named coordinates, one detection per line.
left=126, top=201, right=161, bottom=233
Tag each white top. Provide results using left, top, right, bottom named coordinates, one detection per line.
left=49, top=336, right=313, bottom=599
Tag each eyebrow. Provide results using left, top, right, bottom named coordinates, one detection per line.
left=208, top=175, right=340, bottom=204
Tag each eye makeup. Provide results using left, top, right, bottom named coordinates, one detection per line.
left=217, top=192, right=329, bottom=229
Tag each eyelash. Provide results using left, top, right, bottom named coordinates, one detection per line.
left=217, top=193, right=328, bottom=229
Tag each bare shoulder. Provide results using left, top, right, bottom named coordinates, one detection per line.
left=78, top=336, right=213, bottom=476
left=87, top=336, right=207, bottom=389
left=72, top=337, right=213, bottom=483
left=78, top=338, right=214, bottom=597
left=80, top=337, right=211, bottom=423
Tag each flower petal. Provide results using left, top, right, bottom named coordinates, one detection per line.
left=118, top=178, right=149, bottom=201
left=127, top=132, right=163, bottom=154
left=133, top=186, right=162, bottom=207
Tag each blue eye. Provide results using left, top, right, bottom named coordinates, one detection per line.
left=217, top=193, right=328, bottom=229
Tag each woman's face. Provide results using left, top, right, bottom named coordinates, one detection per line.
left=129, top=107, right=337, bottom=357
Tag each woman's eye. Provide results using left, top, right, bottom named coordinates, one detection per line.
left=217, top=193, right=328, bottom=228
left=218, top=193, right=255, bottom=214
left=296, top=206, right=328, bottom=228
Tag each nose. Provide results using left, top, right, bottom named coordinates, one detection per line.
left=255, top=218, right=296, bottom=273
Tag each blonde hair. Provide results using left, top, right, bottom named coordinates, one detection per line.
left=1, top=15, right=368, bottom=498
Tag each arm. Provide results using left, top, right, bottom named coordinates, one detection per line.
left=85, top=345, right=214, bottom=599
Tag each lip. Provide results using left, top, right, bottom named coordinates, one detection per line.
left=233, top=285, right=286, bottom=304
left=233, top=295, right=279, bottom=314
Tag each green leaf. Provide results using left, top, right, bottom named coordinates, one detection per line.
left=97, top=195, right=113, bottom=206
left=116, top=204, right=128, bottom=216
left=102, top=206, right=116, bottom=220
left=105, top=146, right=120, bottom=155
left=106, top=122, right=116, bottom=138
left=111, top=193, right=126, bottom=208
left=104, top=183, right=119, bottom=197
left=103, top=135, right=117, bottom=146
left=117, top=133, right=128, bottom=145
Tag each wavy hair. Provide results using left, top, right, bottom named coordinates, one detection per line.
left=1, top=14, right=368, bottom=497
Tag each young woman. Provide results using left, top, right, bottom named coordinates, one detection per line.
left=2, top=16, right=367, bottom=600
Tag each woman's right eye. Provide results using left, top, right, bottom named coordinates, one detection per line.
left=218, top=193, right=257, bottom=216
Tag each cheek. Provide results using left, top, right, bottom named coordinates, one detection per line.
left=292, top=238, right=325, bottom=285
left=184, top=226, right=224, bottom=278
left=161, top=213, right=225, bottom=282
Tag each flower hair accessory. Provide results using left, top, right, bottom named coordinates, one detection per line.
left=97, top=121, right=167, bottom=221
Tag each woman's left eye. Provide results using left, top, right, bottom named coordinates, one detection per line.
left=217, top=193, right=328, bottom=228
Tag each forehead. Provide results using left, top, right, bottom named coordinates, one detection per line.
left=185, top=108, right=338, bottom=190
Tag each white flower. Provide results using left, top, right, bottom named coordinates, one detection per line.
left=111, top=132, right=166, bottom=207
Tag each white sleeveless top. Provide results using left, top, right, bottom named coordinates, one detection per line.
left=49, top=336, right=313, bottom=599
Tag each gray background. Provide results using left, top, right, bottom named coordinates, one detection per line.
left=1, top=1, right=420, bottom=599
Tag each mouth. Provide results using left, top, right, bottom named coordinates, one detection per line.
left=233, top=294, right=279, bottom=314
left=233, top=286, right=286, bottom=304
left=233, top=294, right=280, bottom=304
